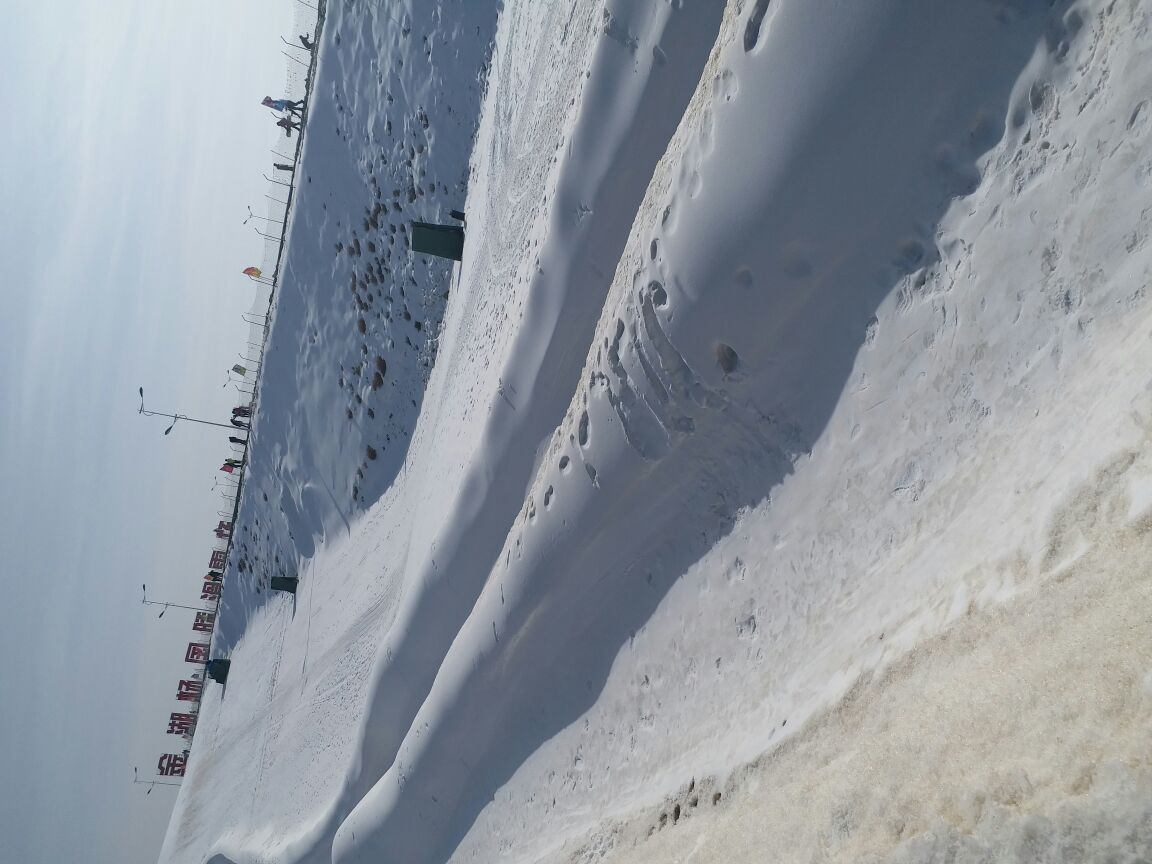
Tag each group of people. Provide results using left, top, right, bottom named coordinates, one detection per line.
left=263, top=96, right=306, bottom=137
left=221, top=409, right=251, bottom=471
left=263, top=31, right=315, bottom=137
left=230, top=404, right=251, bottom=430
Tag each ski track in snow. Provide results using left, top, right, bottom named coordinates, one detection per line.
left=162, top=1, right=1152, bottom=863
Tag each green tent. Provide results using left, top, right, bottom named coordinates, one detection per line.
left=270, top=576, right=299, bottom=594
left=411, top=221, right=465, bottom=261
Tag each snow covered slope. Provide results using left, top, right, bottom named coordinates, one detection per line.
left=161, top=0, right=1152, bottom=863
left=212, top=0, right=500, bottom=650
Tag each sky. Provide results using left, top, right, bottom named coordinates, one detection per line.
left=0, top=0, right=302, bottom=860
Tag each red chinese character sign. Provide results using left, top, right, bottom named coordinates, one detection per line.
left=157, top=753, right=187, bottom=777
left=166, top=712, right=197, bottom=736
left=209, top=550, right=226, bottom=569
left=201, top=581, right=221, bottom=600
left=176, top=679, right=203, bottom=702
left=185, top=642, right=210, bottom=663
left=192, top=611, right=216, bottom=633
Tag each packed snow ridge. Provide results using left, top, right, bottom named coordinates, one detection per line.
left=161, top=1, right=1152, bottom=863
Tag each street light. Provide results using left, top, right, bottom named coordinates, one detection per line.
left=244, top=205, right=283, bottom=227
left=134, top=766, right=181, bottom=794
left=142, top=584, right=213, bottom=619
left=138, top=387, right=236, bottom=434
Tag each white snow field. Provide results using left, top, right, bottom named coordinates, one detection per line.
left=161, top=0, right=1152, bottom=863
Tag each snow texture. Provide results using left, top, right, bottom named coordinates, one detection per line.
left=162, top=1, right=1152, bottom=863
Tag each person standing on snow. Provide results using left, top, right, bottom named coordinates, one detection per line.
left=262, top=96, right=304, bottom=115
left=276, top=116, right=302, bottom=137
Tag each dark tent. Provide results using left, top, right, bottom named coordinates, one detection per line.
left=270, top=576, right=299, bottom=594
left=206, top=659, right=231, bottom=684
left=410, top=221, right=465, bottom=261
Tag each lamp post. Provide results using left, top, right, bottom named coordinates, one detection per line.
left=142, top=584, right=213, bottom=619
left=138, top=387, right=236, bottom=435
left=134, top=766, right=182, bottom=795
left=244, top=205, right=283, bottom=227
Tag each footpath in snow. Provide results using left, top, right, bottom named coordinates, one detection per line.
left=162, top=1, right=1152, bottom=863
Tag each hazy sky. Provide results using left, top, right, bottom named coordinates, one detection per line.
left=0, top=0, right=300, bottom=860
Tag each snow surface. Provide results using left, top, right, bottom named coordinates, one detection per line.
left=162, top=0, right=1152, bottom=863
